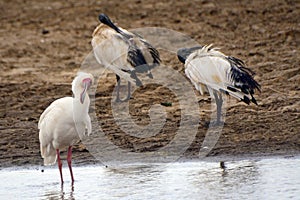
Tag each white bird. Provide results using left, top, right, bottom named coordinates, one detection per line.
left=38, top=72, right=93, bottom=183
left=92, top=13, right=160, bottom=102
left=177, top=45, right=261, bottom=125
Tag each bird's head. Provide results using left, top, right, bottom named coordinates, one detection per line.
left=72, top=72, right=94, bottom=104
left=177, top=46, right=203, bottom=64
left=98, top=13, right=110, bottom=24
left=98, top=13, right=120, bottom=33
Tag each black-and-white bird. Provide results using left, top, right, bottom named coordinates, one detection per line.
left=38, top=72, right=93, bottom=183
left=92, top=13, right=160, bottom=102
left=177, top=45, right=261, bottom=125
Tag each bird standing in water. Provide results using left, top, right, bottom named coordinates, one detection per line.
left=38, top=72, right=93, bottom=183
left=177, top=45, right=260, bottom=125
left=92, top=13, right=160, bottom=102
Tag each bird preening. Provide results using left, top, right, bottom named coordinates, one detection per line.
left=91, top=13, right=260, bottom=115
left=92, top=13, right=161, bottom=102
left=38, top=72, right=93, bottom=183
left=177, top=45, right=261, bottom=125
left=38, top=13, right=261, bottom=183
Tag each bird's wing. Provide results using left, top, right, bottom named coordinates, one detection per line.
left=185, top=45, right=260, bottom=104
left=114, top=27, right=160, bottom=70
left=92, top=20, right=160, bottom=85
left=185, top=64, right=206, bottom=95
left=38, top=102, right=56, bottom=161
left=38, top=97, right=73, bottom=130
left=185, top=45, right=228, bottom=90
left=126, top=36, right=160, bottom=79
left=38, top=100, right=57, bottom=130
left=123, top=30, right=160, bottom=67
left=127, top=38, right=148, bottom=68
left=227, top=56, right=261, bottom=94
left=140, top=39, right=161, bottom=66
left=92, top=30, right=137, bottom=84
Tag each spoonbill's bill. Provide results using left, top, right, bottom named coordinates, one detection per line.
left=177, top=45, right=260, bottom=125
left=38, top=72, right=93, bottom=183
left=92, top=13, right=160, bottom=102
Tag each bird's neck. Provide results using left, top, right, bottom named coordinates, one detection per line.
left=73, top=93, right=90, bottom=115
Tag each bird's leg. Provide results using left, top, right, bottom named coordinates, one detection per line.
left=216, top=97, right=223, bottom=124
left=115, top=75, right=131, bottom=102
left=147, top=71, right=153, bottom=79
left=130, top=71, right=142, bottom=87
left=56, top=149, right=63, bottom=184
left=213, top=92, right=224, bottom=125
left=124, top=81, right=131, bottom=101
left=67, top=146, right=74, bottom=183
left=115, top=75, right=121, bottom=102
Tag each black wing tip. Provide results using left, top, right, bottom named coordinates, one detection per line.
left=229, top=57, right=261, bottom=93
left=242, top=96, right=251, bottom=105
left=252, top=97, right=258, bottom=105
left=144, top=41, right=161, bottom=64
left=227, top=56, right=245, bottom=67
left=128, top=47, right=147, bottom=67
left=256, top=83, right=262, bottom=92
left=226, top=56, right=261, bottom=106
left=241, top=95, right=259, bottom=105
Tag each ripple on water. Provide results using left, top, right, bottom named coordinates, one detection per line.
left=0, top=157, right=299, bottom=200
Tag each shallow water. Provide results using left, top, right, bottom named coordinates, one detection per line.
left=0, top=157, right=299, bottom=200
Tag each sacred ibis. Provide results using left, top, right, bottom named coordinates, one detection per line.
left=177, top=45, right=260, bottom=125
left=92, top=13, right=160, bottom=102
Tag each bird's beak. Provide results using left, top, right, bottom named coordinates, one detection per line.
left=80, top=78, right=92, bottom=104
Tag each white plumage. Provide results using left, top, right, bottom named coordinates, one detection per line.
left=92, top=14, right=160, bottom=102
left=177, top=45, right=260, bottom=124
left=38, top=72, right=93, bottom=183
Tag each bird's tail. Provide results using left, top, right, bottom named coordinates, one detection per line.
left=226, top=56, right=261, bottom=104
left=219, top=84, right=256, bottom=105
left=40, top=144, right=57, bottom=166
left=43, top=154, right=57, bottom=166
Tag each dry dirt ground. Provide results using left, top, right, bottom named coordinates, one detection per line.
left=0, top=0, right=299, bottom=167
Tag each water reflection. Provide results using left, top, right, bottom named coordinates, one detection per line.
left=43, top=184, right=74, bottom=200
left=218, top=161, right=260, bottom=198
left=156, top=161, right=259, bottom=199
left=101, top=161, right=261, bottom=199
left=0, top=157, right=299, bottom=199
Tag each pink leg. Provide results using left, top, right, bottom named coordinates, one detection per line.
left=67, top=146, right=74, bottom=183
left=56, top=149, right=63, bottom=183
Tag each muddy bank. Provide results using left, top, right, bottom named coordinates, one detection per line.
left=0, top=0, right=299, bottom=167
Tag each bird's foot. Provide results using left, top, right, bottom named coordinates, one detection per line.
left=115, top=96, right=132, bottom=103
left=204, top=120, right=225, bottom=128
left=220, top=161, right=226, bottom=169
left=115, top=97, right=122, bottom=103
left=135, top=79, right=142, bottom=87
